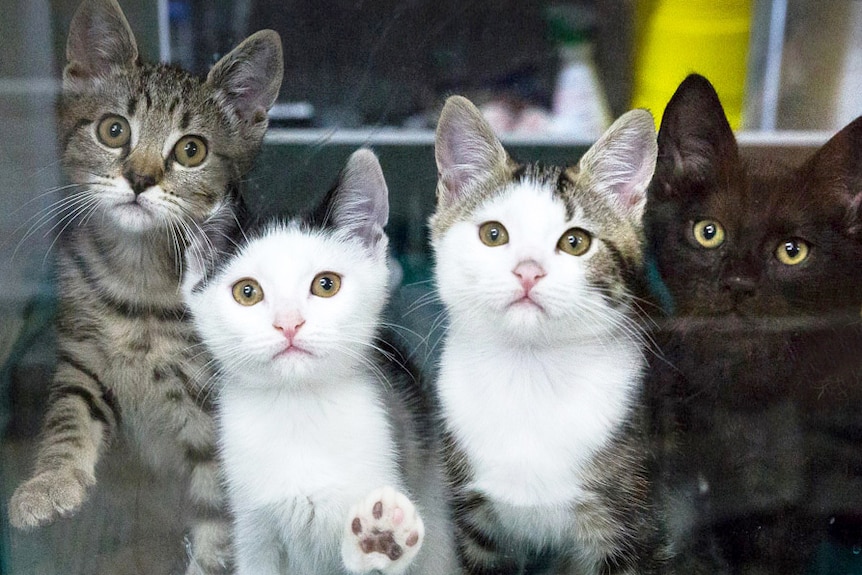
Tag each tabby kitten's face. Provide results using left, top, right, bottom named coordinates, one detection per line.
left=431, top=96, right=657, bottom=345
left=646, top=74, right=862, bottom=322
left=59, top=0, right=283, bottom=234
left=184, top=150, right=391, bottom=387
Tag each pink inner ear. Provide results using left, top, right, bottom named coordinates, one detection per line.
left=609, top=180, right=646, bottom=219
left=439, top=170, right=467, bottom=204
left=436, top=134, right=469, bottom=204
left=615, top=156, right=654, bottom=215
left=620, top=184, right=642, bottom=209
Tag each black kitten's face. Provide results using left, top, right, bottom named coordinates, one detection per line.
left=646, top=74, right=862, bottom=324
left=650, top=162, right=862, bottom=321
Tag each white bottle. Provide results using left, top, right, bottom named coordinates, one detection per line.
left=551, top=41, right=612, bottom=140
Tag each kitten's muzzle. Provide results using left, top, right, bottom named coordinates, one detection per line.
left=123, top=147, right=165, bottom=195
left=124, top=169, right=160, bottom=196
left=722, top=274, right=757, bottom=300
left=512, top=260, right=546, bottom=294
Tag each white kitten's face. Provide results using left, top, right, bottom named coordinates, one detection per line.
left=434, top=180, right=620, bottom=344
left=188, top=223, right=389, bottom=387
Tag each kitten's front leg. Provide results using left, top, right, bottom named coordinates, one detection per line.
left=184, top=495, right=233, bottom=575
left=342, top=486, right=424, bottom=575
left=183, top=433, right=233, bottom=574
left=8, top=362, right=113, bottom=528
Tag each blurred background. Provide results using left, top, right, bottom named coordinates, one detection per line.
left=1, top=1, right=861, bottom=572
left=3, top=0, right=861, bottom=316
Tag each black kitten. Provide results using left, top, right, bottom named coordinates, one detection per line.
left=645, top=73, right=862, bottom=574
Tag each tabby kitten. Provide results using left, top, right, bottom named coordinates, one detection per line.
left=183, top=149, right=456, bottom=575
left=7, top=0, right=283, bottom=573
left=645, top=74, right=862, bottom=574
left=430, top=95, right=669, bottom=574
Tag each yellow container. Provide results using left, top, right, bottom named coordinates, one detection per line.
left=631, top=0, right=752, bottom=129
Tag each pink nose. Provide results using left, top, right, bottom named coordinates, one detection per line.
left=273, top=311, right=305, bottom=340
left=513, top=260, right=546, bottom=293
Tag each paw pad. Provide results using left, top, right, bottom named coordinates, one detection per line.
left=342, top=486, right=424, bottom=574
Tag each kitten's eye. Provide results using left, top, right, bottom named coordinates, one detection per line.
left=693, top=219, right=726, bottom=249
left=96, top=115, right=131, bottom=148
left=776, top=238, right=809, bottom=266
left=311, top=272, right=342, bottom=298
left=557, top=227, right=592, bottom=256
left=479, top=221, right=509, bottom=247
left=174, top=135, right=208, bottom=168
left=232, top=278, right=263, bottom=306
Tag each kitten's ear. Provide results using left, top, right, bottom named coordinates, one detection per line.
left=64, top=0, right=139, bottom=88
left=207, top=30, right=284, bottom=126
left=578, top=108, right=657, bottom=222
left=327, top=149, right=389, bottom=248
left=652, top=74, right=739, bottom=197
left=803, top=115, right=862, bottom=235
left=435, top=95, right=509, bottom=207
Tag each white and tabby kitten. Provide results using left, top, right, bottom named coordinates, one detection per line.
left=183, top=149, right=456, bottom=575
left=8, top=0, right=282, bottom=573
left=431, top=96, right=669, bottom=574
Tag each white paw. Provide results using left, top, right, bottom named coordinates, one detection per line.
left=342, top=486, right=424, bottom=575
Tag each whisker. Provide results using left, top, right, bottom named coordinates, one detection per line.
left=11, top=189, right=95, bottom=251
left=402, top=290, right=444, bottom=317
left=41, top=194, right=103, bottom=265
left=400, top=278, right=436, bottom=289
left=9, top=182, right=88, bottom=214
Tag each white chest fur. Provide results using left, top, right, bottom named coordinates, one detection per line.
left=219, top=378, right=400, bottom=517
left=438, top=332, right=641, bottom=513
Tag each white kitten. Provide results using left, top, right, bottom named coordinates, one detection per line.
left=431, top=96, right=670, bottom=574
left=184, top=149, right=455, bottom=575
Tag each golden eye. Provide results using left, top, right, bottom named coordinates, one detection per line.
left=96, top=115, right=131, bottom=148
left=311, top=272, right=341, bottom=298
left=174, top=135, right=208, bottom=168
left=479, top=221, right=509, bottom=247
left=693, top=219, right=726, bottom=249
left=776, top=238, right=809, bottom=266
left=231, top=278, right=263, bottom=306
left=557, top=227, right=592, bottom=256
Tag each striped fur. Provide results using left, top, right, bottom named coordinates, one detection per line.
left=7, top=1, right=282, bottom=574
left=430, top=96, right=671, bottom=574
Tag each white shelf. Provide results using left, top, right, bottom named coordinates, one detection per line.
left=265, top=127, right=832, bottom=148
